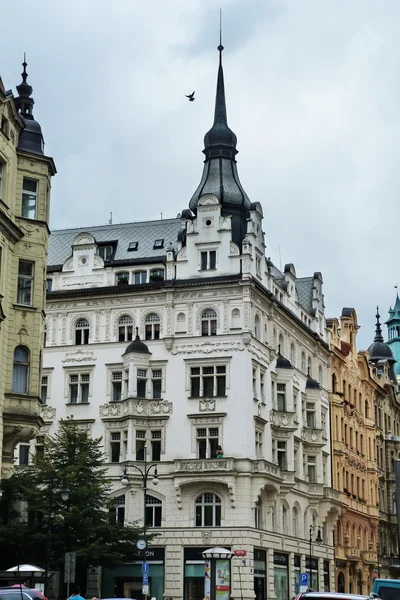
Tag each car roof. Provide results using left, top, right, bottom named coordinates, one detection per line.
left=0, top=593, right=34, bottom=600
left=300, top=594, right=373, bottom=599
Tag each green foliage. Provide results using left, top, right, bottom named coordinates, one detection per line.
left=0, top=420, right=153, bottom=571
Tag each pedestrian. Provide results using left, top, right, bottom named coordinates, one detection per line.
left=69, top=589, right=85, bottom=600
left=216, top=445, right=224, bottom=458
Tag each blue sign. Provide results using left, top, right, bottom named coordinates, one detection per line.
left=142, top=573, right=149, bottom=586
left=300, top=573, right=309, bottom=586
left=142, top=561, right=149, bottom=573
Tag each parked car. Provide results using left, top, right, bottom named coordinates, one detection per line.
left=371, top=578, right=400, bottom=600
left=294, top=593, right=380, bottom=600
left=0, top=588, right=47, bottom=600
left=0, top=592, right=37, bottom=600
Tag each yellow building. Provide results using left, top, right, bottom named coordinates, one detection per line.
left=327, top=309, right=379, bottom=595
left=0, top=61, right=55, bottom=483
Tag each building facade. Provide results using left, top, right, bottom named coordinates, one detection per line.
left=31, top=46, right=341, bottom=600
left=0, top=62, right=55, bottom=483
left=327, top=309, right=380, bottom=595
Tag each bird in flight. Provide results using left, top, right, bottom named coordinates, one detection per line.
left=185, top=91, right=195, bottom=101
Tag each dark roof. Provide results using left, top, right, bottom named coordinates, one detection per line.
left=48, top=218, right=182, bottom=268
left=123, top=333, right=151, bottom=356
left=14, top=58, right=45, bottom=155
left=306, top=372, right=321, bottom=390
left=296, top=277, right=314, bottom=313
left=368, top=307, right=395, bottom=363
left=276, top=347, right=292, bottom=369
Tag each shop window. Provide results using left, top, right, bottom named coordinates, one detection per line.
left=195, top=493, right=221, bottom=527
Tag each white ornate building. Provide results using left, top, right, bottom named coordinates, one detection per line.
left=25, top=44, right=340, bottom=600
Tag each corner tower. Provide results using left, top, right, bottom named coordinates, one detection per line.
left=386, top=294, right=400, bottom=381
left=189, top=42, right=250, bottom=247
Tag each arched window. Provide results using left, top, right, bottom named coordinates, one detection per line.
left=201, top=309, right=217, bottom=336
left=254, top=314, right=260, bottom=339
left=12, top=346, right=30, bottom=393
left=303, top=511, right=308, bottom=539
left=292, top=506, right=298, bottom=537
left=278, top=333, right=284, bottom=354
left=145, top=313, right=160, bottom=340
left=282, top=505, right=287, bottom=534
left=337, top=520, right=342, bottom=546
left=301, top=352, right=306, bottom=374
left=365, top=400, right=370, bottom=419
left=145, top=494, right=162, bottom=527
left=307, top=356, right=312, bottom=376
left=176, top=312, right=186, bottom=332
left=337, top=572, right=345, bottom=593
left=75, top=318, right=89, bottom=345
left=318, top=365, right=323, bottom=386
left=231, top=308, right=240, bottom=329
left=273, top=327, right=277, bottom=349
left=195, top=493, right=221, bottom=527
left=111, top=494, right=125, bottom=525
left=118, top=315, right=133, bottom=342
left=332, top=373, right=337, bottom=394
left=290, top=343, right=296, bottom=367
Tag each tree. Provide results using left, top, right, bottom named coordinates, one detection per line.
left=0, top=420, right=153, bottom=579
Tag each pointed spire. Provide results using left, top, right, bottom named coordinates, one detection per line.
left=15, top=53, right=34, bottom=118
left=374, top=306, right=384, bottom=343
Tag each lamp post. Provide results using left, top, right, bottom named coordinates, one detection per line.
left=121, top=444, right=159, bottom=535
left=44, top=477, right=70, bottom=596
left=202, top=547, right=233, bottom=600
left=309, top=525, right=323, bottom=591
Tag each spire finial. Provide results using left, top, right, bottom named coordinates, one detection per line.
left=374, top=306, right=384, bottom=343
left=278, top=344, right=281, bottom=354
left=218, top=9, right=224, bottom=65
left=22, top=53, right=28, bottom=82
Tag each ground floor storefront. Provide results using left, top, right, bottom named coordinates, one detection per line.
left=97, top=527, right=335, bottom=600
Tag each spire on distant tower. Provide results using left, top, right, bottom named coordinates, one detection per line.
left=374, top=306, right=384, bottom=343
left=14, top=55, right=45, bottom=155
left=15, top=53, right=34, bottom=118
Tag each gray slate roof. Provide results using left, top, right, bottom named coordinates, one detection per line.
left=295, top=277, right=314, bottom=313
left=48, top=218, right=182, bottom=268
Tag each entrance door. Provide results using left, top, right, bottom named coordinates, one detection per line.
left=184, top=576, right=204, bottom=600
left=254, top=576, right=265, bottom=600
left=115, top=577, right=148, bottom=600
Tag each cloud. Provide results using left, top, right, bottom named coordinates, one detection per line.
left=1, top=0, right=399, bottom=349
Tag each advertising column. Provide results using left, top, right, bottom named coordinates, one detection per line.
left=215, top=559, right=230, bottom=600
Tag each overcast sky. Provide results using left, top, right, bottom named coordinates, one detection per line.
left=1, top=0, right=399, bottom=350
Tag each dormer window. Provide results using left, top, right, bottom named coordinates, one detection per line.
left=200, top=250, right=216, bottom=271
left=153, top=239, right=164, bottom=249
left=98, top=245, right=114, bottom=261
left=128, top=242, right=138, bottom=251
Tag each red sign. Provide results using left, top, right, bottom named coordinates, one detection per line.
left=234, top=550, right=247, bottom=557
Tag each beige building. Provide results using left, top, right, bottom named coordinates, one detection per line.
left=0, top=61, right=55, bottom=483
left=327, top=309, right=379, bottom=595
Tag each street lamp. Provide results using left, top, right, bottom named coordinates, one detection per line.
left=309, top=525, right=323, bottom=590
left=121, top=444, right=159, bottom=534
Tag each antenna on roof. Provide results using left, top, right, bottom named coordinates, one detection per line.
left=160, top=212, right=163, bottom=220
left=279, top=245, right=282, bottom=272
left=109, top=212, right=112, bottom=225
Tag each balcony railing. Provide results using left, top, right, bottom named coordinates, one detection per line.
left=175, top=458, right=234, bottom=473
left=361, top=551, right=378, bottom=564
left=346, top=546, right=361, bottom=560
left=301, top=427, right=326, bottom=446
left=269, top=409, right=298, bottom=431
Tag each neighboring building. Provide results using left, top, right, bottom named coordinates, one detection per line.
left=36, top=45, right=339, bottom=600
left=386, top=293, right=400, bottom=384
left=0, top=62, right=55, bottom=482
left=328, top=308, right=380, bottom=595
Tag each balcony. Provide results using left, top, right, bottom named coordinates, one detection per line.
left=269, top=409, right=298, bottom=431
left=301, top=426, right=326, bottom=446
left=323, top=486, right=341, bottom=502
left=362, top=551, right=378, bottom=565
left=2, top=392, right=44, bottom=464
left=346, top=546, right=361, bottom=561
left=175, top=458, right=234, bottom=473
left=381, top=555, right=400, bottom=569
left=100, top=398, right=173, bottom=419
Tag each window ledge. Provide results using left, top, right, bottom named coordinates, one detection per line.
left=13, top=303, right=37, bottom=312
left=188, top=396, right=227, bottom=400
left=66, top=402, right=90, bottom=405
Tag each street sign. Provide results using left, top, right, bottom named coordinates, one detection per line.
left=300, top=573, right=308, bottom=586
left=234, top=550, right=247, bottom=557
left=142, top=585, right=149, bottom=595
left=64, top=552, right=76, bottom=584
left=142, top=573, right=149, bottom=586
left=142, top=561, right=149, bottom=573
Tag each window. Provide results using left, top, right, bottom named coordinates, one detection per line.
left=151, top=369, right=162, bottom=399
left=190, top=365, right=226, bottom=397
left=277, top=441, right=287, bottom=470
left=307, top=455, right=317, bottom=483
left=134, top=271, right=147, bottom=284
left=112, top=494, right=125, bottom=525
left=255, top=498, right=262, bottom=529
left=292, top=506, right=298, bottom=537
left=151, top=430, right=161, bottom=461
left=200, top=250, right=216, bottom=270
left=111, top=371, right=122, bottom=402
left=116, top=272, right=130, bottom=284
left=17, top=260, right=34, bottom=305
left=277, top=383, right=286, bottom=411
left=0, top=162, right=3, bottom=200
left=40, top=375, right=48, bottom=404
left=12, top=346, right=29, bottom=393
left=201, top=308, right=217, bottom=336
left=46, top=278, right=53, bottom=292
left=255, top=429, right=263, bottom=457
left=145, top=494, right=162, bottom=527
left=306, top=403, right=316, bottom=428
left=110, top=432, right=121, bottom=463
left=19, top=444, right=30, bottom=466
left=282, top=505, right=287, bottom=534
left=150, top=269, right=164, bottom=281
left=22, top=178, right=37, bottom=219
left=254, top=314, right=260, bottom=339
left=145, top=313, right=160, bottom=340
left=128, top=241, right=138, bottom=251
left=75, top=318, right=89, bottom=345
left=137, top=369, right=147, bottom=398
left=196, top=427, right=219, bottom=459
left=231, top=308, right=240, bottom=328
left=195, top=493, right=221, bottom=527
left=124, top=369, right=129, bottom=397
left=176, top=312, right=186, bottom=332
left=1, top=116, right=10, bottom=137
left=118, top=315, right=133, bottom=342
left=68, top=373, right=90, bottom=403
left=153, top=239, right=164, bottom=249
left=97, top=245, right=113, bottom=261
left=136, top=430, right=146, bottom=460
